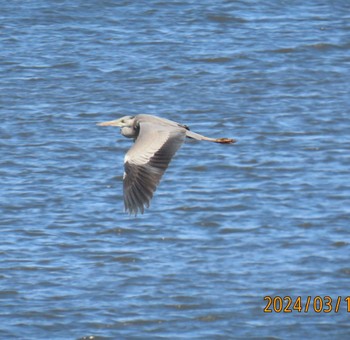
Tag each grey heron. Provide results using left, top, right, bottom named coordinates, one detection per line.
left=98, top=114, right=236, bottom=215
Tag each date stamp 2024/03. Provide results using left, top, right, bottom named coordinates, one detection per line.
left=263, top=296, right=350, bottom=313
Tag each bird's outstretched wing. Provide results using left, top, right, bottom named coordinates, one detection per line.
left=123, top=121, right=186, bottom=215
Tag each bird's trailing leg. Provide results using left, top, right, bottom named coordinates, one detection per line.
left=214, top=137, right=236, bottom=144
left=185, top=130, right=236, bottom=144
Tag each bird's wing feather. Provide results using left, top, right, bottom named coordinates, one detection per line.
left=123, top=121, right=186, bottom=215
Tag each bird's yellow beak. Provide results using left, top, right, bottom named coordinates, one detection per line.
left=97, top=119, right=122, bottom=127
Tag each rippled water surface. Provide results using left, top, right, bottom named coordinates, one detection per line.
left=1, top=1, right=350, bottom=339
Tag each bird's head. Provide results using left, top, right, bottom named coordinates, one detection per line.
left=97, top=115, right=135, bottom=127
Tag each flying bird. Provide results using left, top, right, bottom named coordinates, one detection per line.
left=98, top=114, right=236, bottom=215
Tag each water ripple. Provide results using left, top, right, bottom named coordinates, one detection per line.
left=1, top=0, right=350, bottom=339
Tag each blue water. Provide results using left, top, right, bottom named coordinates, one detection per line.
left=1, top=1, right=350, bottom=339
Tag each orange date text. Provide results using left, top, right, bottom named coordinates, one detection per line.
left=263, top=296, right=350, bottom=313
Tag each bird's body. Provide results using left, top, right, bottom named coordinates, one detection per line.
left=98, top=114, right=235, bottom=215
